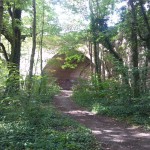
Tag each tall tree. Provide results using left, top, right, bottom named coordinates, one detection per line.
left=89, top=0, right=130, bottom=85
left=1, top=1, right=22, bottom=94
left=89, top=0, right=102, bottom=81
left=138, top=0, right=150, bottom=92
left=40, top=0, right=45, bottom=75
left=29, top=0, right=36, bottom=79
left=0, top=0, right=3, bottom=38
left=138, top=0, right=150, bottom=61
left=128, top=0, right=140, bottom=97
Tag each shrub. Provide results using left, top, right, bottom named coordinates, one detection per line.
left=0, top=79, right=100, bottom=150
left=72, top=78, right=150, bottom=127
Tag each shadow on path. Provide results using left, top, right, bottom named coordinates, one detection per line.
left=53, top=90, right=150, bottom=150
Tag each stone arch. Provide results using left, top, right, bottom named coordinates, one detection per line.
left=43, top=52, right=92, bottom=90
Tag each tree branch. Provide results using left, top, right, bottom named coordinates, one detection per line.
left=104, top=37, right=123, bottom=63
left=1, top=28, right=13, bottom=44
left=6, top=2, right=13, bottom=18
left=0, top=43, right=9, bottom=61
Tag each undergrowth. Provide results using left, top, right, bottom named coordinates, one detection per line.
left=0, top=76, right=100, bottom=150
left=0, top=97, right=100, bottom=149
left=72, top=79, right=150, bottom=128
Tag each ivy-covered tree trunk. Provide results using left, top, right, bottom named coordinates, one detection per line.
left=129, top=0, right=140, bottom=97
left=93, top=41, right=101, bottom=78
left=5, top=4, right=22, bottom=95
left=11, top=9, right=22, bottom=69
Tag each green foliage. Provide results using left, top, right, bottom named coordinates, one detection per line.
left=0, top=60, right=8, bottom=94
left=59, top=32, right=86, bottom=53
left=62, top=52, right=85, bottom=69
left=57, top=31, right=87, bottom=69
left=23, top=75, right=60, bottom=104
left=0, top=64, right=100, bottom=150
left=32, top=75, right=59, bottom=95
left=72, top=77, right=150, bottom=127
left=0, top=93, right=100, bottom=150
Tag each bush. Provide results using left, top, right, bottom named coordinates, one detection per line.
left=0, top=83, right=100, bottom=150
left=72, top=78, right=150, bottom=127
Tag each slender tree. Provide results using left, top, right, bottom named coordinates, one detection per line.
left=0, top=0, right=3, bottom=38
left=89, top=0, right=101, bottom=81
left=29, top=0, right=36, bottom=80
left=40, top=0, right=45, bottom=75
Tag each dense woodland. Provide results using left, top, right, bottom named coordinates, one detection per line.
left=0, top=0, right=150, bottom=149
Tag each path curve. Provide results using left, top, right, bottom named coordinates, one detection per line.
left=53, top=90, right=150, bottom=150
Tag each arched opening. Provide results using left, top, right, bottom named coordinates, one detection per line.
left=43, top=53, right=92, bottom=90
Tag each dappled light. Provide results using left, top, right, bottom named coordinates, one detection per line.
left=0, top=0, right=150, bottom=149
left=66, top=110, right=95, bottom=116
left=54, top=90, right=150, bottom=150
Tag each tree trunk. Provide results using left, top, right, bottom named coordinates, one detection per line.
left=89, top=0, right=101, bottom=82
left=5, top=4, right=22, bottom=95
left=39, top=1, right=45, bottom=94
left=129, top=0, right=140, bottom=97
left=11, top=9, right=22, bottom=70
left=142, top=53, right=148, bottom=93
left=138, top=0, right=150, bottom=62
left=0, top=0, right=3, bottom=39
left=40, top=1, right=45, bottom=76
left=88, top=41, right=93, bottom=74
left=93, top=41, right=99, bottom=75
left=101, top=50, right=105, bottom=80
left=29, top=0, right=36, bottom=80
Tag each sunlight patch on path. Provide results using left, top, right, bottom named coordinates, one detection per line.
left=65, top=110, right=95, bottom=116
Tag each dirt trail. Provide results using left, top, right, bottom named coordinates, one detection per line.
left=53, top=90, right=150, bottom=150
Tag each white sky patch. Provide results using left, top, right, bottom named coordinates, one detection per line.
left=108, top=12, right=120, bottom=26
left=116, top=1, right=127, bottom=8
left=54, top=5, right=89, bottom=32
left=54, top=1, right=127, bottom=28
left=108, top=1, right=127, bottom=26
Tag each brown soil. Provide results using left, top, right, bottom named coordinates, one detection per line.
left=53, top=90, right=150, bottom=150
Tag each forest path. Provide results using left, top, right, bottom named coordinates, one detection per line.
left=53, top=90, right=150, bottom=150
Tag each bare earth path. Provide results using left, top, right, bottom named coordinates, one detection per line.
left=53, top=90, right=150, bottom=150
